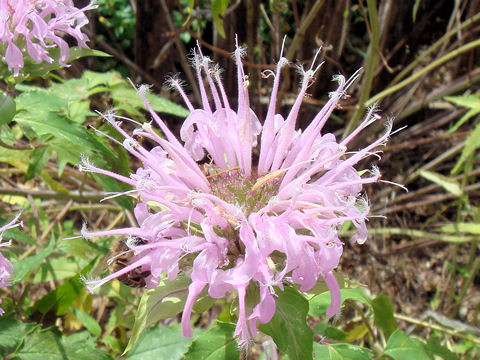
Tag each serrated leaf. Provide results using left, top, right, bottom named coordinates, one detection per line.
left=184, top=322, right=239, bottom=360
left=124, top=275, right=191, bottom=353
left=437, top=222, right=480, bottom=234
left=21, top=47, right=110, bottom=78
left=11, top=237, right=56, bottom=282
left=419, top=170, right=461, bottom=196
left=110, top=86, right=189, bottom=118
left=259, top=286, right=313, bottom=360
left=309, top=288, right=371, bottom=317
left=383, top=330, right=430, bottom=360
left=126, top=325, right=194, bottom=360
left=313, top=342, right=373, bottom=360
left=0, top=316, right=37, bottom=356
left=14, top=328, right=113, bottom=360
left=60, top=331, right=113, bottom=360
left=372, top=295, right=397, bottom=339
left=15, top=328, right=61, bottom=360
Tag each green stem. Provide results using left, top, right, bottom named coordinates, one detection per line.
left=343, top=0, right=379, bottom=138
left=365, top=38, right=480, bottom=107
left=390, top=12, right=480, bottom=86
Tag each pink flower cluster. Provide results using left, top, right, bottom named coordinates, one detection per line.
left=0, top=213, right=22, bottom=315
left=81, top=42, right=391, bottom=345
left=0, top=0, right=95, bottom=76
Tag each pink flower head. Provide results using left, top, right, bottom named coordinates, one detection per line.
left=0, top=212, right=22, bottom=315
left=0, top=0, right=96, bottom=76
left=81, top=39, right=391, bottom=346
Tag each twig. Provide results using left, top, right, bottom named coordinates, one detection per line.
left=344, top=0, right=380, bottom=137
left=189, top=33, right=276, bottom=70
left=377, top=181, right=480, bottom=215
left=360, top=227, right=476, bottom=244
left=159, top=0, right=202, bottom=105
left=39, top=199, right=73, bottom=243
left=0, top=139, right=33, bottom=150
left=395, top=313, right=480, bottom=344
left=0, top=187, right=105, bottom=201
left=27, top=195, right=41, bottom=243
left=84, top=29, right=164, bottom=90
left=285, top=0, right=326, bottom=61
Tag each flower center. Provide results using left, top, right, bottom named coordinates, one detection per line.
left=202, top=164, right=281, bottom=216
left=202, top=164, right=281, bottom=217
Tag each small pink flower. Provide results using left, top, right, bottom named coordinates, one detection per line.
left=0, top=0, right=96, bottom=76
left=0, top=213, right=22, bottom=315
left=81, top=39, right=391, bottom=345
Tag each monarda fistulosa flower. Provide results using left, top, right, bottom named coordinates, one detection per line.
left=81, top=40, right=391, bottom=346
left=0, top=213, right=22, bottom=315
left=0, top=0, right=96, bottom=76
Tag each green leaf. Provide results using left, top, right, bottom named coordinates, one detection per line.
left=419, top=170, right=461, bottom=196
left=21, top=47, right=110, bottom=78
left=0, top=316, right=37, bottom=356
left=60, top=331, right=114, bottom=360
left=126, top=325, right=194, bottom=360
left=438, top=222, right=480, bottom=234
left=110, top=85, right=189, bottom=118
left=412, top=0, right=421, bottom=22
left=184, top=322, right=239, bottom=360
left=33, top=258, right=79, bottom=283
left=0, top=92, right=16, bottom=125
left=124, top=275, right=191, bottom=353
left=446, top=108, right=479, bottom=134
left=452, top=121, right=480, bottom=175
left=445, top=94, right=480, bottom=109
left=309, top=288, right=372, bottom=317
left=58, top=237, right=101, bottom=260
left=425, top=336, right=457, bottom=360
left=211, top=0, right=230, bottom=38
left=13, top=327, right=113, bottom=360
left=372, top=295, right=397, bottom=339
left=32, top=262, right=94, bottom=316
left=70, top=309, right=102, bottom=338
left=11, top=237, right=56, bottom=282
left=33, top=275, right=84, bottom=316
left=259, top=286, right=313, bottom=360
left=0, top=147, right=31, bottom=171
left=383, top=330, right=430, bottom=360
left=313, top=342, right=373, bottom=360
left=25, top=146, right=50, bottom=182
left=14, top=327, right=62, bottom=360
left=0, top=222, right=35, bottom=245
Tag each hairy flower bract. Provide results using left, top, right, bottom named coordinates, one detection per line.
left=81, top=40, right=391, bottom=346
